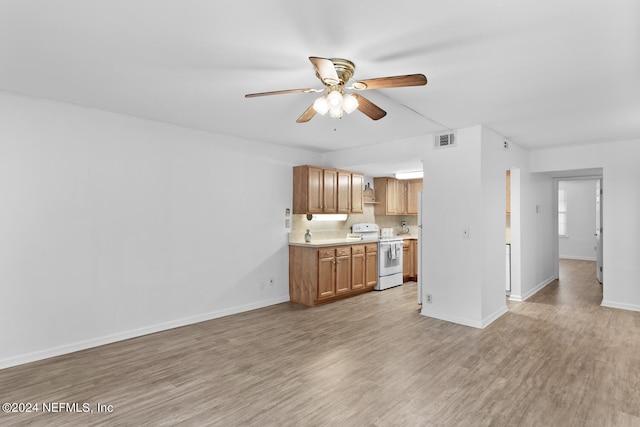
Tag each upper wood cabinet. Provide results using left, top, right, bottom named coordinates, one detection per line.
left=374, top=177, right=423, bottom=216
left=406, top=179, right=423, bottom=215
left=350, top=173, right=364, bottom=214
left=323, top=169, right=338, bottom=213
left=293, top=165, right=364, bottom=215
left=337, top=171, right=351, bottom=214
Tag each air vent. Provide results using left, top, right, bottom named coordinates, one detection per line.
left=434, top=132, right=456, bottom=148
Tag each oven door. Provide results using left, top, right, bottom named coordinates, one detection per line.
left=378, top=241, right=403, bottom=276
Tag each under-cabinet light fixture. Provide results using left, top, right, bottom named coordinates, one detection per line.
left=307, top=214, right=348, bottom=221
left=395, top=171, right=423, bottom=180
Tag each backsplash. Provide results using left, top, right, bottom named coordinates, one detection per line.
left=290, top=204, right=418, bottom=242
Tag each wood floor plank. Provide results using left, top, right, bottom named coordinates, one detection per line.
left=1, top=260, right=639, bottom=426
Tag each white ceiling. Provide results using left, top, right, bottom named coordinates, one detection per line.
left=1, top=0, right=638, bottom=158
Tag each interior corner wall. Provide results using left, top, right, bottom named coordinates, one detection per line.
left=479, top=128, right=510, bottom=324
left=482, top=128, right=555, bottom=304
left=530, top=140, right=640, bottom=312
left=0, top=92, right=321, bottom=369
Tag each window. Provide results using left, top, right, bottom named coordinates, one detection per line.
left=558, top=188, right=568, bottom=237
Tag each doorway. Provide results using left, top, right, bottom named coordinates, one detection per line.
left=555, top=176, right=603, bottom=287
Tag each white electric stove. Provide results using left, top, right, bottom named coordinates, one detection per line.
left=352, top=223, right=404, bottom=290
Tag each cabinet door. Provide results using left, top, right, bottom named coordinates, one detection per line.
left=335, top=254, right=352, bottom=294
left=307, top=166, right=324, bottom=213
left=365, top=250, right=378, bottom=288
left=406, top=179, right=423, bottom=215
left=396, top=179, right=407, bottom=215
left=402, top=240, right=412, bottom=282
left=337, top=171, right=352, bottom=214
left=323, top=169, right=338, bottom=213
left=350, top=174, right=364, bottom=214
left=386, top=179, right=398, bottom=214
left=318, top=256, right=336, bottom=299
left=351, top=246, right=366, bottom=290
left=411, top=239, right=419, bottom=280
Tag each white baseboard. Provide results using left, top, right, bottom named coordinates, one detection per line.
left=559, top=256, right=597, bottom=261
left=601, top=300, right=640, bottom=313
left=481, top=305, right=509, bottom=328
left=420, top=308, right=484, bottom=329
left=0, top=295, right=290, bottom=370
left=514, top=276, right=556, bottom=302
left=420, top=305, right=507, bottom=329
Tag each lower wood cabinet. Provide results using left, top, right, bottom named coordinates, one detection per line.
left=290, top=243, right=378, bottom=306
left=402, top=239, right=418, bottom=282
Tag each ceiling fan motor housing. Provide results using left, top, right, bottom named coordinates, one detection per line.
left=316, top=58, right=355, bottom=86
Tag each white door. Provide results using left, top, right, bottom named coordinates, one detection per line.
left=596, top=179, right=603, bottom=283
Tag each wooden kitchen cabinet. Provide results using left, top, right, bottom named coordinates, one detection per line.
left=402, top=239, right=419, bottom=282
left=289, top=243, right=375, bottom=306
left=351, top=245, right=366, bottom=291
left=317, top=251, right=336, bottom=299
left=365, top=243, right=378, bottom=288
left=374, top=177, right=400, bottom=215
left=335, top=247, right=352, bottom=295
left=350, top=173, right=364, bottom=214
left=337, top=170, right=351, bottom=214
left=293, top=165, right=363, bottom=215
left=402, top=240, right=412, bottom=282
left=406, top=179, right=423, bottom=215
left=322, top=168, right=338, bottom=213
left=293, top=165, right=324, bottom=214
left=374, top=177, right=423, bottom=216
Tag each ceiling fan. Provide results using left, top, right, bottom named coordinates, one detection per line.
left=245, top=57, right=427, bottom=123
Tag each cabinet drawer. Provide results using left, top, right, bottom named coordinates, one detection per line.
left=336, top=247, right=351, bottom=257
left=351, top=245, right=365, bottom=255
left=365, top=243, right=378, bottom=253
left=318, top=248, right=335, bottom=259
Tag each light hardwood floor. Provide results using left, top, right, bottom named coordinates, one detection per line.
left=1, top=259, right=639, bottom=426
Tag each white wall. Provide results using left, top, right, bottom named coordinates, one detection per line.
left=530, top=141, right=640, bottom=312
left=0, top=92, right=320, bottom=368
left=488, top=132, right=556, bottom=303
left=558, top=180, right=598, bottom=260
left=421, top=126, right=484, bottom=326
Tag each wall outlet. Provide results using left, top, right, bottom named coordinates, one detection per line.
left=463, top=226, right=470, bottom=239
left=269, top=278, right=274, bottom=286
left=426, top=294, right=432, bottom=304
left=285, top=219, right=290, bottom=228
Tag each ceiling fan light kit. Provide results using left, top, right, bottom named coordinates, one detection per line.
left=245, top=56, right=427, bottom=123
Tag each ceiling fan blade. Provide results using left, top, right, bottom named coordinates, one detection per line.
left=309, top=56, right=340, bottom=85
left=352, top=74, right=427, bottom=90
left=296, top=104, right=317, bottom=123
left=245, top=88, right=320, bottom=98
left=353, top=94, right=387, bottom=120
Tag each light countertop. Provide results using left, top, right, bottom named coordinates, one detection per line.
left=288, top=237, right=379, bottom=248
left=288, top=235, right=419, bottom=247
